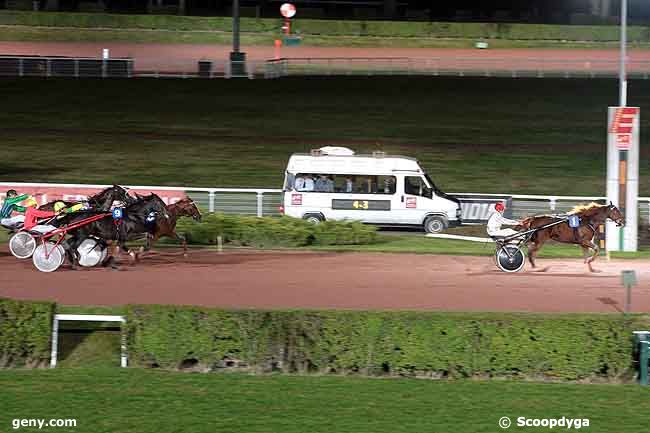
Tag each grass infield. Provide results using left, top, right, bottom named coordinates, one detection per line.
left=1, top=367, right=649, bottom=433
left=1, top=77, right=650, bottom=196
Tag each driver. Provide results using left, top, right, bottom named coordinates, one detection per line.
left=487, top=202, right=521, bottom=238
left=0, top=190, right=32, bottom=228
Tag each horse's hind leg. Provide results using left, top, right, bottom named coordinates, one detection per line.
left=527, top=241, right=538, bottom=268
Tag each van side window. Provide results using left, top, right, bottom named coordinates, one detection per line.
left=405, top=176, right=430, bottom=197
left=295, top=174, right=395, bottom=194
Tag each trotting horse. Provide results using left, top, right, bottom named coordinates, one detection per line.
left=58, top=193, right=169, bottom=269
left=141, top=198, right=202, bottom=257
left=520, top=202, right=624, bottom=272
left=39, top=185, right=135, bottom=212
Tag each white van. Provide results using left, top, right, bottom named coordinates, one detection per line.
left=280, top=147, right=462, bottom=233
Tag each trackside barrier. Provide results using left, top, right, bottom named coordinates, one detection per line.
left=264, top=57, right=650, bottom=79
left=1, top=182, right=649, bottom=229
left=0, top=56, right=133, bottom=78
left=50, top=314, right=126, bottom=368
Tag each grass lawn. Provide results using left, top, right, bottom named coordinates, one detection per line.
left=2, top=77, right=650, bottom=196
left=4, top=25, right=650, bottom=48
left=1, top=368, right=649, bottom=433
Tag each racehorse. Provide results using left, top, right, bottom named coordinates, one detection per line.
left=58, top=193, right=169, bottom=269
left=39, top=185, right=135, bottom=212
left=141, top=198, right=202, bottom=257
left=520, top=202, right=624, bottom=272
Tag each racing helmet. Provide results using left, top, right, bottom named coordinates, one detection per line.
left=25, top=197, right=38, bottom=208
left=494, top=202, right=505, bottom=212
left=54, top=201, right=66, bottom=213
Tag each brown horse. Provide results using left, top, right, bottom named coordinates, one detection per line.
left=520, top=203, right=624, bottom=272
left=140, top=198, right=202, bottom=257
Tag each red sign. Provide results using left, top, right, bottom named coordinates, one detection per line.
left=291, top=193, right=302, bottom=205
left=405, top=197, right=417, bottom=208
left=610, top=107, right=639, bottom=134
left=616, top=134, right=631, bottom=150
left=0, top=185, right=187, bottom=207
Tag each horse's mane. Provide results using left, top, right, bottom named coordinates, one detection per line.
left=568, top=202, right=606, bottom=215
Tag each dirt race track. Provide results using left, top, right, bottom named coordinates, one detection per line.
left=1, top=247, right=649, bottom=313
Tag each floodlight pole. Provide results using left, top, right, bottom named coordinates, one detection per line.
left=619, top=0, right=627, bottom=107
left=230, top=0, right=247, bottom=77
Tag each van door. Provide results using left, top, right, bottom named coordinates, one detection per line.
left=393, top=175, right=432, bottom=224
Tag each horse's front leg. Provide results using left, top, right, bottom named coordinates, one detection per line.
left=582, top=240, right=600, bottom=273
left=173, top=231, right=187, bottom=258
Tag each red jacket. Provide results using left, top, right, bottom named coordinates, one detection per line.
left=24, top=207, right=56, bottom=230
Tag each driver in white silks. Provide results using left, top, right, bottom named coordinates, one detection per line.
left=486, top=202, right=521, bottom=238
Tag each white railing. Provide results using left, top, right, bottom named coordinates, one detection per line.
left=265, top=57, right=650, bottom=79
left=1, top=182, right=649, bottom=224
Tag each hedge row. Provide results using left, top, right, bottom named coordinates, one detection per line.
left=0, top=298, right=54, bottom=367
left=126, top=306, right=646, bottom=381
left=176, top=214, right=378, bottom=247
left=2, top=11, right=650, bottom=42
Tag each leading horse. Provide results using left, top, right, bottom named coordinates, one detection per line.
left=520, top=202, right=624, bottom=272
left=39, top=185, right=135, bottom=212
left=140, top=197, right=202, bottom=257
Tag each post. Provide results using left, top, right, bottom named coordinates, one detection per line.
left=256, top=192, right=264, bottom=217
left=120, top=323, right=128, bottom=368
left=217, top=235, right=223, bottom=253
left=208, top=191, right=215, bottom=213
left=641, top=341, right=649, bottom=385
left=230, top=0, right=247, bottom=78
left=619, top=0, right=627, bottom=107
left=50, top=317, right=59, bottom=368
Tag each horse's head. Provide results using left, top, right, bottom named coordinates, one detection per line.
left=90, top=185, right=134, bottom=210
left=141, top=193, right=170, bottom=221
left=176, top=198, right=202, bottom=221
left=607, top=202, right=625, bottom=227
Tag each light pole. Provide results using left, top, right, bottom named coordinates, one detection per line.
left=619, top=0, right=627, bottom=106
left=230, top=0, right=247, bottom=77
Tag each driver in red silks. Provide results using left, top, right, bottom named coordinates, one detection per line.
left=23, top=200, right=58, bottom=235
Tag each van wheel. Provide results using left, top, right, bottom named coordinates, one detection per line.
left=303, top=214, right=324, bottom=224
left=424, top=216, right=447, bottom=234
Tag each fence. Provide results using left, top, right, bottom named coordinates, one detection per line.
left=264, top=57, right=650, bottom=79
left=0, top=55, right=133, bottom=78
left=2, top=182, right=650, bottom=224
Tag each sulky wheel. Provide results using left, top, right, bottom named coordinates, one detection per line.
left=77, top=239, right=104, bottom=267
left=33, top=243, right=64, bottom=273
left=9, top=232, right=36, bottom=259
left=495, top=245, right=526, bottom=273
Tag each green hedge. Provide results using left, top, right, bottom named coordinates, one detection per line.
left=176, top=214, right=378, bottom=248
left=2, top=11, right=650, bottom=42
left=126, top=306, right=646, bottom=381
left=0, top=298, right=55, bottom=367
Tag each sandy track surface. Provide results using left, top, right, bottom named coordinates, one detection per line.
left=0, top=247, right=648, bottom=312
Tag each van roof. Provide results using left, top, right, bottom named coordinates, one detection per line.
left=287, top=153, right=423, bottom=174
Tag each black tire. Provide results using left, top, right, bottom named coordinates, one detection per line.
left=303, top=213, right=324, bottom=224
left=495, top=246, right=526, bottom=273
left=423, top=216, right=447, bottom=234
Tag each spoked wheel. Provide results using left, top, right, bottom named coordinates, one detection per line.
left=33, top=242, right=64, bottom=272
left=77, top=239, right=105, bottom=267
left=9, top=232, right=36, bottom=259
left=495, top=245, right=526, bottom=273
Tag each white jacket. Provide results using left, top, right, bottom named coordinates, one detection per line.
left=486, top=212, right=519, bottom=236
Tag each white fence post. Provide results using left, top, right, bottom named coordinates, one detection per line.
left=549, top=197, right=557, bottom=211
left=50, top=317, right=59, bottom=368
left=208, top=191, right=215, bottom=213
left=257, top=192, right=264, bottom=217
